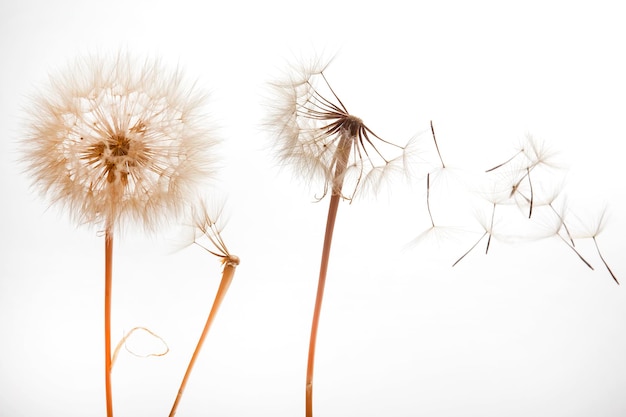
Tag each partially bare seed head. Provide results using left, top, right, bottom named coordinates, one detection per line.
left=266, top=59, right=409, bottom=201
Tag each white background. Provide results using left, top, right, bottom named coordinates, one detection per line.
left=1, top=1, right=625, bottom=416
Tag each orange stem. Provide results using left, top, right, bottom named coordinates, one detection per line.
left=306, top=132, right=351, bottom=417
left=104, top=228, right=114, bottom=417
left=169, top=260, right=238, bottom=417
left=306, top=193, right=340, bottom=417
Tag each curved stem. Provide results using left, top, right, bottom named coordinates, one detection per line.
left=306, top=132, right=351, bottom=417
left=306, top=193, right=340, bottom=417
left=169, top=261, right=238, bottom=417
left=104, top=227, right=114, bottom=417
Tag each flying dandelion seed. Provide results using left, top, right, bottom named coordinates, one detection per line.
left=409, top=121, right=474, bottom=252
left=454, top=133, right=620, bottom=284
left=21, top=51, right=218, bottom=417
left=485, top=134, right=559, bottom=220
left=452, top=203, right=497, bottom=266
left=569, top=207, right=619, bottom=284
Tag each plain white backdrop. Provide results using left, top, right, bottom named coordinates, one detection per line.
left=1, top=1, right=625, bottom=416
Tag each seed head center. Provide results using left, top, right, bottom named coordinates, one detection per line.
left=82, top=129, right=142, bottom=186
left=110, top=133, right=131, bottom=157
left=344, top=115, right=363, bottom=137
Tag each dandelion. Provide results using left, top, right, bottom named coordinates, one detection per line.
left=268, top=59, right=409, bottom=202
left=21, top=51, right=216, bottom=417
left=168, top=202, right=239, bottom=416
left=267, top=58, right=410, bottom=417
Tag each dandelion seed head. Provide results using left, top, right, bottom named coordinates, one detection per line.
left=21, top=51, right=218, bottom=232
left=266, top=59, right=408, bottom=200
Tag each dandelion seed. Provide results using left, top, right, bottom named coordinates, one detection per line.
left=267, top=58, right=410, bottom=417
left=592, top=236, right=619, bottom=284
left=410, top=121, right=471, bottom=252
left=21, top=51, right=217, bottom=417
left=487, top=134, right=557, bottom=174
left=570, top=207, right=619, bottom=284
left=453, top=202, right=504, bottom=266
left=534, top=201, right=595, bottom=271
left=408, top=223, right=468, bottom=250
left=534, top=190, right=575, bottom=246
left=452, top=230, right=488, bottom=267
left=588, top=209, right=618, bottom=284
left=485, top=135, right=558, bottom=210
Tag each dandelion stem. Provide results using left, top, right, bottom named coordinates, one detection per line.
left=306, top=131, right=351, bottom=417
left=169, top=259, right=239, bottom=417
left=104, top=227, right=114, bottom=417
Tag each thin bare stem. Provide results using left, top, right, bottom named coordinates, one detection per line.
left=426, top=173, right=435, bottom=228
left=320, top=72, right=349, bottom=114
left=104, top=227, right=114, bottom=417
left=430, top=120, right=445, bottom=168
left=306, top=131, right=351, bottom=417
left=485, top=149, right=523, bottom=172
left=593, top=237, right=619, bottom=285
left=548, top=203, right=575, bottom=247
left=169, top=257, right=239, bottom=417
left=452, top=232, right=488, bottom=267
left=485, top=203, right=496, bottom=254
left=555, top=232, right=594, bottom=270
left=527, top=167, right=534, bottom=219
